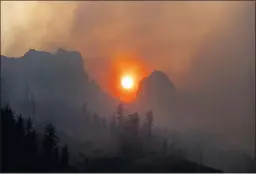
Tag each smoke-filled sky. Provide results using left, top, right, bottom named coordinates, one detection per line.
left=1, top=1, right=254, bottom=89
left=1, top=1, right=255, bottom=156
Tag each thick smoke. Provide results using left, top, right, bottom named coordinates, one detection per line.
left=1, top=1, right=245, bottom=86
left=1, top=0, right=255, bottom=161
left=181, top=2, right=255, bottom=156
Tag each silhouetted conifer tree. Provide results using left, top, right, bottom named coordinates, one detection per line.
left=16, top=115, right=25, bottom=136
left=1, top=106, right=74, bottom=172
left=145, top=110, right=154, bottom=138
left=1, top=106, right=17, bottom=172
left=16, top=114, right=26, bottom=170
left=127, top=113, right=140, bottom=137
left=24, top=117, right=38, bottom=171
left=126, top=112, right=141, bottom=155
left=42, top=123, right=59, bottom=172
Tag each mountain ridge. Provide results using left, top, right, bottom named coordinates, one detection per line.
left=1, top=49, right=117, bottom=132
left=1, top=48, right=176, bottom=128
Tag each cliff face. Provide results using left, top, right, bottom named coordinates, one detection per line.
left=1, top=49, right=117, bottom=128
left=135, top=70, right=176, bottom=125
left=137, top=70, right=175, bottom=103
left=1, top=49, right=177, bottom=129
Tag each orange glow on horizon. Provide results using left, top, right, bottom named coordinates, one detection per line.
left=110, top=52, right=151, bottom=102
left=85, top=52, right=152, bottom=103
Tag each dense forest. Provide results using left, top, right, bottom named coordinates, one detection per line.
left=1, top=105, right=74, bottom=172
left=1, top=104, right=223, bottom=173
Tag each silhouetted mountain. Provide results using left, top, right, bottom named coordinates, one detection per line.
left=1, top=49, right=179, bottom=135
left=1, top=49, right=117, bottom=138
left=136, top=70, right=176, bottom=125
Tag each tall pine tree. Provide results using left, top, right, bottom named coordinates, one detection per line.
left=42, top=123, right=59, bottom=172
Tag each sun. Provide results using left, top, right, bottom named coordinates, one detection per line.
left=121, top=76, right=134, bottom=90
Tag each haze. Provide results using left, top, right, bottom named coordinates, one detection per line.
left=1, top=1, right=255, bottom=171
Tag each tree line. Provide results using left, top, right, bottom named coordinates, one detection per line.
left=1, top=103, right=158, bottom=172
left=1, top=105, right=74, bottom=172
left=2, top=103, right=211, bottom=172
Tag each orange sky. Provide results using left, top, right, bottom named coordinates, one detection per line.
left=86, top=52, right=152, bottom=102
left=1, top=1, right=254, bottom=95
left=1, top=1, right=239, bottom=91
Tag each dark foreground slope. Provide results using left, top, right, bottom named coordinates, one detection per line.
left=79, top=156, right=222, bottom=173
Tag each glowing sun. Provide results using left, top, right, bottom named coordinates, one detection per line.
left=121, top=76, right=134, bottom=90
